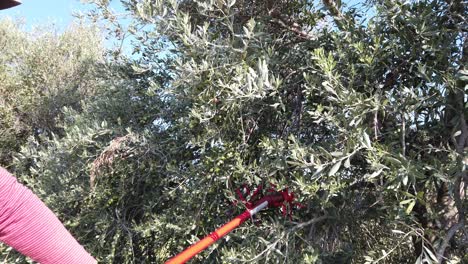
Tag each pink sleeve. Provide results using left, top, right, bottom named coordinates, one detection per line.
left=0, top=167, right=97, bottom=264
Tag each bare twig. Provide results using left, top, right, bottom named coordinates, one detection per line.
left=290, top=215, right=332, bottom=232
left=401, top=112, right=406, bottom=156
left=270, top=17, right=316, bottom=40
left=374, top=110, right=379, bottom=140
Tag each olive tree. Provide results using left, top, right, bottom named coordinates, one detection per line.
left=8, top=0, right=466, bottom=263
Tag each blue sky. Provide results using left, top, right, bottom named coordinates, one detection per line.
left=0, top=0, right=91, bottom=30
left=1, top=0, right=368, bottom=28
left=0, top=0, right=134, bottom=53
left=0, top=0, right=371, bottom=56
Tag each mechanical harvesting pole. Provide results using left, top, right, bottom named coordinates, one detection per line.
left=165, top=190, right=294, bottom=264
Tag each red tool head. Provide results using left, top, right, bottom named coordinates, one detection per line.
left=235, top=184, right=302, bottom=219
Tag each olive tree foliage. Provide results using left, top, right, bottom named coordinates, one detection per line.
left=0, top=19, right=103, bottom=165
left=0, top=19, right=113, bottom=262
left=9, top=55, right=176, bottom=263
left=1, top=59, right=163, bottom=264
left=82, top=0, right=465, bottom=263
left=5, top=0, right=466, bottom=263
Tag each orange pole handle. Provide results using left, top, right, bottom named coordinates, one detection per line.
left=166, top=192, right=286, bottom=264
left=165, top=210, right=251, bottom=264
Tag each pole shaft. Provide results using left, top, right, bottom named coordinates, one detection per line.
left=165, top=211, right=249, bottom=264
left=165, top=201, right=269, bottom=264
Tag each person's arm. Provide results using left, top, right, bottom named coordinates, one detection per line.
left=0, top=167, right=97, bottom=264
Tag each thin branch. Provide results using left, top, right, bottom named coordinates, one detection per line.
left=374, top=110, right=379, bottom=140
left=290, top=215, right=332, bottom=232
left=245, top=238, right=281, bottom=262
left=455, top=109, right=468, bottom=153
left=436, top=220, right=464, bottom=263
left=437, top=172, right=466, bottom=262
left=401, top=112, right=406, bottom=157
left=270, top=17, right=316, bottom=40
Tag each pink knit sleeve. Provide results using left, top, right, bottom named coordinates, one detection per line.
left=0, top=167, right=97, bottom=264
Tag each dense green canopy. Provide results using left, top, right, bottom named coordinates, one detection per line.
left=0, top=0, right=466, bottom=263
